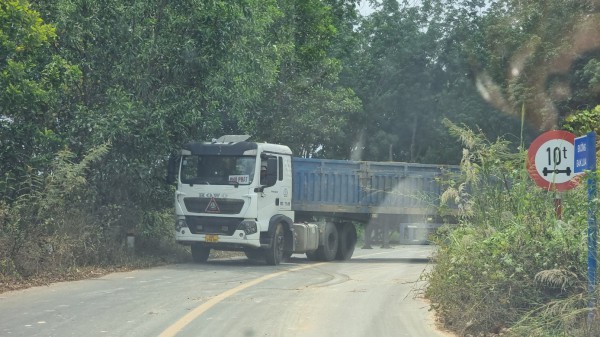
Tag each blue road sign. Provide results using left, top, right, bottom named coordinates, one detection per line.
left=575, top=133, right=595, bottom=173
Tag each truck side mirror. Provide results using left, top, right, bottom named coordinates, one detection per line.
left=166, top=155, right=178, bottom=184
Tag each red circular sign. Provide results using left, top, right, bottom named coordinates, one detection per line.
left=527, top=130, right=579, bottom=191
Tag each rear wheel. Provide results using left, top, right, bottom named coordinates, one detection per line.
left=191, top=244, right=210, bottom=263
left=265, top=223, right=285, bottom=265
left=315, top=222, right=339, bottom=261
left=336, top=223, right=357, bottom=260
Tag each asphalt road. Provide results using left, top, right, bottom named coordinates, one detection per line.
left=0, top=245, right=451, bottom=337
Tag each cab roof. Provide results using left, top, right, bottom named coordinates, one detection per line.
left=182, top=136, right=292, bottom=156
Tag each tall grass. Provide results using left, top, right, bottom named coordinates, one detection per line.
left=427, top=121, right=599, bottom=336
left=0, top=145, right=186, bottom=286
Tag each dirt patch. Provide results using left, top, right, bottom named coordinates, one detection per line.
left=0, top=265, right=135, bottom=294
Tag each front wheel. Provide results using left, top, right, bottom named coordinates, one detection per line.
left=265, top=223, right=285, bottom=265
left=191, top=243, right=210, bottom=263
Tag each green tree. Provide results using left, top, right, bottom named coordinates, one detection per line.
left=250, top=0, right=361, bottom=158
left=420, top=0, right=533, bottom=159
left=0, top=0, right=80, bottom=198
left=346, top=0, right=461, bottom=163
left=469, top=0, right=599, bottom=130
left=341, top=0, right=534, bottom=164
left=343, top=0, right=421, bottom=161
left=31, top=0, right=287, bottom=239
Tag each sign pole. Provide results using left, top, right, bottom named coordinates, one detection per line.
left=554, top=192, right=562, bottom=220
left=587, top=131, right=597, bottom=321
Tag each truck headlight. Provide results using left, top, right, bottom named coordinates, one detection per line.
left=176, top=218, right=187, bottom=231
left=237, top=220, right=257, bottom=235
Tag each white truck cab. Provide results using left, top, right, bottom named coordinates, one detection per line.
left=167, top=135, right=309, bottom=265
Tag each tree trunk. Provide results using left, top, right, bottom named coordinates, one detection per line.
left=410, top=114, right=418, bottom=162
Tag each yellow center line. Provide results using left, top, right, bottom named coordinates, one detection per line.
left=159, top=249, right=409, bottom=336
left=158, top=262, right=325, bottom=337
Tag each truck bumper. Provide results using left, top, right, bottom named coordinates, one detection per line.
left=175, top=228, right=261, bottom=249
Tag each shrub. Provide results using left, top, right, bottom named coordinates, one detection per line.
left=427, top=121, right=597, bottom=336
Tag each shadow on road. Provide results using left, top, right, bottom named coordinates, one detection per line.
left=333, top=257, right=432, bottom=264
left=162, top=256, right=432, bottom=270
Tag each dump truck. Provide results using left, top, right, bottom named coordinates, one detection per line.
left=166, top=135, right=455, bottom=265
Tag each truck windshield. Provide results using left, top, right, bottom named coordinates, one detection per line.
left=180, top=155, right=256, bottom=185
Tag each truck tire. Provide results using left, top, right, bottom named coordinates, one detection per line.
left=265, top=223, right=285, bottom=265
left=315, top=222, right=339, bottom=261
left=336, top=223, right=357, bottom=260
left=191, top=244, right=210, bottom=263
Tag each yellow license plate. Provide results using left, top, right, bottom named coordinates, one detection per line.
left=205, top=234, right=219, bottom=243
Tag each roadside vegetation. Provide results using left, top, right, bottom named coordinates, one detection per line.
left=427, top=117, right=600, bottom=337
left=0, top=145, right=190, bottom=293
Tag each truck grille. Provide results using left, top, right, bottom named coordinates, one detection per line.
left=183, top=198, right=244, bottom=214
left=185, top=216, right=243, bottom=235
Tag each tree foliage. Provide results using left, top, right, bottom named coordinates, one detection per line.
left=250, top=0, right=362, bottom=157
left=337, top=0, right=533, bottom=164
left=0, top=0, right=80, bottom=196
left=465, top=0, right=599, bottom=130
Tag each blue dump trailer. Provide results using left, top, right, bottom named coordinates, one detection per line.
left=292, top=158, right=456, bottom=245
left=168, top=136, right=457, bottom=264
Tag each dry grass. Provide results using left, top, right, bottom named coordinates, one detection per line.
left=0, top=249, right=244, bottom=294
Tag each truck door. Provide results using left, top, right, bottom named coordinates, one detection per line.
left=257, top=154, right=293, bottom=225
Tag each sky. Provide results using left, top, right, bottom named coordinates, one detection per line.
left=357, top=1, right=375, bottom=16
